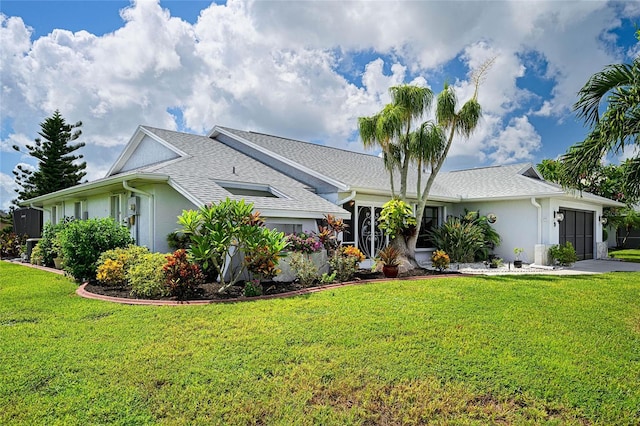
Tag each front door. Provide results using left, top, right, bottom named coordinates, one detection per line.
left=559, top=209, right=594, bottom=260
left=357, top=206, right=385, bottom=259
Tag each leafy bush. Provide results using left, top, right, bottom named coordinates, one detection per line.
left=316, top=214, right=347, bottom=253
left=431, top=250, right=450, bottom=271
left=329, top=251, right=359, bottom=282
left=285, top=232, right=322, bottom=253
left=129, top=253, right=168, bottom=298
left=96, top=245, right=150, bottom=287
left=429, top=217, right=485, bottom=263
left=288, top=252, right=319, bottom=287
left=548, top=242, right=578, bottom=266
left=163, top=249, right=205, bottom=299
left=167, top=231, right=191, bottom=250
left=243, top=280, right=262, bottom=297
left=0, top=229, right=27, bottom=259
left=57, top=218, right=133, bottom=281
left=378, top=199, right=416, bottom=239
left=320, top=271, right=337, bottom=284
left=30, top=242, right=45, bottom=265
left=35, top=222, right=65, bottom=266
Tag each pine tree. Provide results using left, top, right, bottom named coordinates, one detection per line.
left=13, top=110, right=87, bottom=204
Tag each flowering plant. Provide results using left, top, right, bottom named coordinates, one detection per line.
left=341, top=245, right=365, bottom=262
left=286, top=232, right=323, bottom=254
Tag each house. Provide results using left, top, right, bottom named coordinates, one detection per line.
left=23, top=125, right=624, bottom=266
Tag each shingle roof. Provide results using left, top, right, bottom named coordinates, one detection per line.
left=214, top=126, right=623, bottom=206
left=134, top=126, right=348, bottom=217
left=216, top=127, right=457, bottom=200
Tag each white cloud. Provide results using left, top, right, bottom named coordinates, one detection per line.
left=0, top=172, right=17, bottom=210
left=1, top=0, right=639, bottom=185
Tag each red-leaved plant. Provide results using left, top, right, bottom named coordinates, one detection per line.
left=163, top=249, right=205, bottom=299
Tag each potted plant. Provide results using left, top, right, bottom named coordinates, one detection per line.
left=489, top=257, right=503, bottom=269
left=377, top=246, right=400, bottom=278
left=513, top=247, right=524, bottom=268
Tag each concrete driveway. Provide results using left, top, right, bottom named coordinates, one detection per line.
left=562, top=259, right=640, bottom=274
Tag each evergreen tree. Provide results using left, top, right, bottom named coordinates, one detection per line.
left=13, top=110, right=86, bottom=203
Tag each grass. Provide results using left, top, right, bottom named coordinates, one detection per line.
left=609, top=248, right=640, bottom=263
left=1, top=261, right=639, bottom=425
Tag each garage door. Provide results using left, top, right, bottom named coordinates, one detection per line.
left=559, top=209, right=594, bottom=260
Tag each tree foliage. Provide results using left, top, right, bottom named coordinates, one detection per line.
left=358, top=60, right=492, bottom=263
left=12, top=110, right=86, bottom=204
left=562, top=30, right=640, bottom=202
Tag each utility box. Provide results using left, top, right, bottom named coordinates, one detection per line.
left=12, top=207, right=43, bottom=238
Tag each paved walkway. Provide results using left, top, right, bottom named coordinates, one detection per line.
left=455, top=259, right=640, bottom=276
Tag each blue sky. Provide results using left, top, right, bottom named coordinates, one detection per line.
left=1, top=0, right=639, bottom=210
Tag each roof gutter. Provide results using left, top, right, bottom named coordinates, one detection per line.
left=337, top=190, right=356, bottom=205
left=123, top=180, right=154, bottom=251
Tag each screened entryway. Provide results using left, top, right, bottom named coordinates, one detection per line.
left=356, top=205, right=385, bottom=259
left=559, top=208, right=594, bottom=260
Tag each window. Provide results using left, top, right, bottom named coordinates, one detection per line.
left=51, top=205, right=57, bottom=225
left=110, top=195, right=121, bottom=221
left=416, top=206, right=439, bottom=248
left=265, top=223, right=302, bottom=234
left=74, top=202, right=82, bottom=220
left=341, top=201, right=355, bottom=244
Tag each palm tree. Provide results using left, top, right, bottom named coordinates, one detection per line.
left=358, top=85, right=434, bottom=199
left=563, top=47, right=640, bottom=201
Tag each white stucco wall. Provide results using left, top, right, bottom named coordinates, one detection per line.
left=450, top=200, right=538, bottom=263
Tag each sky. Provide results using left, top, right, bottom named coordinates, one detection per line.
left=1, top=0, right=639, bottom=211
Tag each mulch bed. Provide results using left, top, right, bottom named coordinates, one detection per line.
left=83, top=268, right=453, bottom=302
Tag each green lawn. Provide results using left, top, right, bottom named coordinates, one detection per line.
left=1, top=261, right=639, bottom=425
left=609, top=248, right=640, bottom=263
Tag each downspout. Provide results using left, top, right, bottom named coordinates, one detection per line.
left=123, top=181, right=154, bottom=251
left=29, top=203, right=45, bottom=212
left=530, top=197, right=541, bottom=244
left=337, top=190, right=356, bottom=205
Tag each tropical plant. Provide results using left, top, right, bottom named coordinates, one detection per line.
left=607, top=207, right=640, bottom=248
left=129, top=253, right=169, bottom=298
left=0, top=229, right=26, bottom=259
left=29, top=241, right=44, bottom=265
left=177, top=199, right=288, bottom=293
left=163, top=249, right=205, bottom=299
left=513, top=247, right=524, bottom=261
left=243, top=280, right=262, bottom=297
left=377, top=245, right=401, bottom=267
left=244, top=228, right=289, bottom=281
left=431, top=250, right=450, bottom=271
left=429, top=217, right=485, bottom=263
left=377, top=199, right=417, bottom=240
left=288, top=252, right=319, bottom=287
left=461, top=210, right=501, bottom=261
left=12, top=110, right=86, bottom=204
left=548, top=242, right=578, bottom=266
left=328, top=251, right=360, bottom=282
left=166, top=231, right=191, bottom=250
left=57, top=217, right=133, bottom=281
left=489, top=257, right=503, bottom=268
left=562, top=30, right=640, bottom=202
left=341, top=245, right=365, bottom=263
left=316, top=214, right=348, bottom=254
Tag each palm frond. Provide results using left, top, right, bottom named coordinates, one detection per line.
left=436, top=83, right=457, bottom=128
left=455, top=99, right=482, bottom=138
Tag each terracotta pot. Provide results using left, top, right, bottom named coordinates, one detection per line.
left=382, top=265, right=399, bottom=278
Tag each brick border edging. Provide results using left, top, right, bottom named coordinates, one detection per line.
left=76, top=273, right=466, bottom=306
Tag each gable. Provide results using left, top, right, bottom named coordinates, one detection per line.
left=118, top=135, right=181, bottom=173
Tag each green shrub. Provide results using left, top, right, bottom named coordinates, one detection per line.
left=431, top=250, right=450, bottom=271
left=30, top=242, right=45, bottom=265
left=243, top=280, right=263, bottom=297
left=166, top=231, right=191, bottom=250
left=96, top=245, right=150, bottom=287
left=329, top=251, right=359, bottom=282
left=548, top=242, right=578, bottom=266
left=129, top=253, right=168, bottom=298
left=429, top=217, right=485, bottom=263
left=163, top=249, right=204, bottom=299
left=57, top=218, right=133, bottom=281
left=36, top=221, right=67, bottom=266
left=288, top=252, right=319, bottom=287
left=378, top=199, right=416, bottom=239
